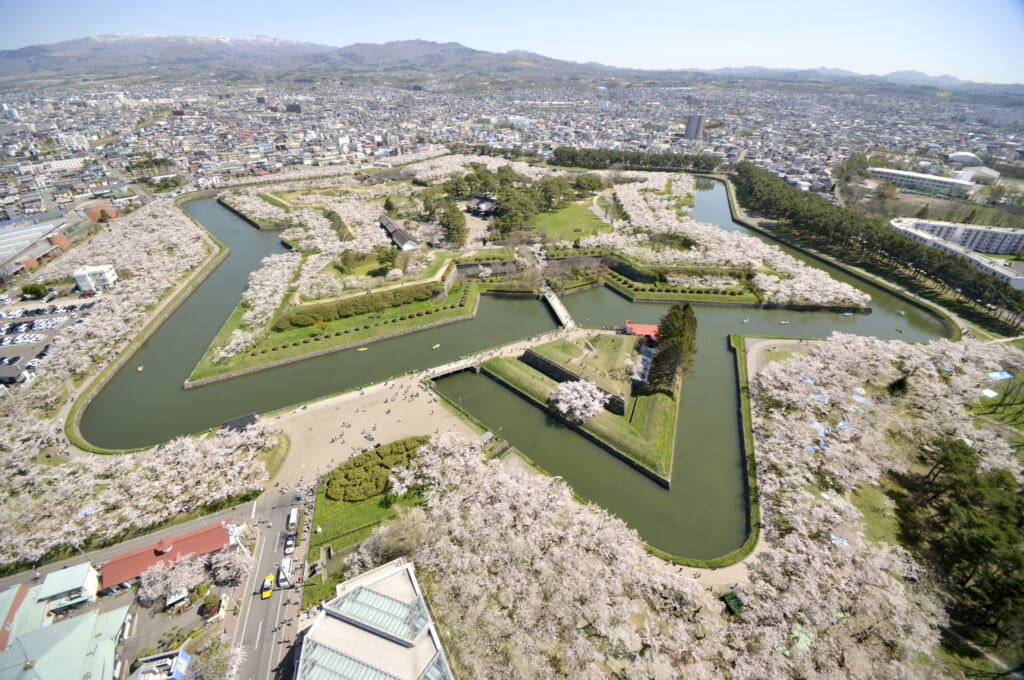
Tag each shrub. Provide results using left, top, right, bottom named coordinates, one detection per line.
left=324, top=436, right=429, bottom=502
left=292, top=341, right=301, bottom=347
left=302, top=338, right=310, bottom=343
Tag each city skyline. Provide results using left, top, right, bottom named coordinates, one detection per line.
left=0, top=0, right=1023, bottom=84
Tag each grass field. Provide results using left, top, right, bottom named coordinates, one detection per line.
left=258, top=192, right=293, bottom=210
left=530, top=334, right=638, bottom=397
left=301, top=485, right=424, bottom=607
left=850, top=481, right=900, bottom=545
left=482, top=356, right=673, bottom=477
left=764, top=347, right=806, bottom=364
left=533, top=201, right=613, bottom=241
left=603, top=275, right=760, bottom=304
left=458, top=247, right=515, bottom=262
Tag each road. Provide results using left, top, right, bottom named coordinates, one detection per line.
left=234, top=487, right=313, bottom=680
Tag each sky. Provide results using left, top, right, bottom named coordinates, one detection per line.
left=1, top=0, right=1023, bottom=83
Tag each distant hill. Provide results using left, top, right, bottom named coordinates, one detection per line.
left=0, top=34, right=337, bottom=84
left=0, top=34, right=1021, bottom=98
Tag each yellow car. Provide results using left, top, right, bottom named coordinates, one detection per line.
left=261, top=575, right=274, bottom=600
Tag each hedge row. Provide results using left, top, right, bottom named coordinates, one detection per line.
left=275, top=282, right=442, bottom=329
left=324, top=436, right=430, bottom=502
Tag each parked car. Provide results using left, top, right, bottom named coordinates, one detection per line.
left=284, top=534, right=296, bottom=556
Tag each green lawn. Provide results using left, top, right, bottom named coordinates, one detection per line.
left=530, top=334, right=638, bottom=397
left=259, top=192, right=294, bottom=209
left=851, top=481, right=900, bottom=545
left=302, top=480, right=425, bottom=607
left=482, top=356, right=673, bottom=477
left=257, top=433, right=291, bottom=483
left=458, top=247, right=515, bottom=263
left=764, top=347, right=806, bottom=364
left=603, top=275, right=760, bottom=304
left=189, top=282, right=479, bottom=382
left=532, top=201, right=613, bottom=241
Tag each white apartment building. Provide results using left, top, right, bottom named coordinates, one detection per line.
left=74, top=264, right=118, bottom=292
left=17, top=156, right=88, bottom=175
left=869, top=167, right=975, bottom=199
left=890, top=218, right=1024, bottom=255
left=888, top=221, right=1024, bottom=289
left=58, top=132, right=90, bottom=152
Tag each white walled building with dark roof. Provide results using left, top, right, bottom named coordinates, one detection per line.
left=296, top=559, right=453, bottom=680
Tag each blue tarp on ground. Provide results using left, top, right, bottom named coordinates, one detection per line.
left=811, top=393, right=830, bottom=404
left=831, top=535, right=850, bottom=548
left=850, top=394, right=868, bottom=405
left=799, top=375, right=816, bottom=385
left=987, top=371, right=1013, bottom=380
left=981, top=388, right=999, bottom=399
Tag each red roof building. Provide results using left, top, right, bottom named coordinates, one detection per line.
left=625, top=320, right=659, bottom=342
left=100, top=521, right=231, bottom=590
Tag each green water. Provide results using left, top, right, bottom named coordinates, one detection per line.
left=434, top=180, right=946, bottom=559
left=80, top=183, right=947, bottom=558
left=79, top=198, right=557, bottom=449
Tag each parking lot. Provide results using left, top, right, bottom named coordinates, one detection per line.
left=0, top=295, right=97, bottom=377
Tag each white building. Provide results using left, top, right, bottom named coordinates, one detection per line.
left=295, top=558, right=454, bottom=680
left=74, top=264, right=118, bottom=292
left=889, top=218, right=1024, bottom=255
left=888, top=220, right=1024, bottom=289
left=869, top=167, right=975, bottom=199
left=58, top=132, right=90, bottom=152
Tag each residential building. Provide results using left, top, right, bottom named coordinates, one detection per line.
left=74, top=264, right=118, bottom=292
left=295, top=558, right=454, bottom=680
left=685, top=114, right=704, bottom=141
left=868, top=167, right=975, bottom=199
left=36, top=561, right=100, bottom=612
left=0, top=601, right=129, bottom=680
left=129, top=649, right=191, bottom=680
left=887, top=220, right=1024, bottom=289
left=890, top=218, right=1024, bottom=255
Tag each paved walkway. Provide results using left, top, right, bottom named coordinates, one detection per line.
left=270, top=326, right=610, bottom=486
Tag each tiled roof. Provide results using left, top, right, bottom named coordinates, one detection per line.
left=100, top=522, right=230, bottom=589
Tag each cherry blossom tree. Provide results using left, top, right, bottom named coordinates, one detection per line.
left=549, top=379, right=610, bottom=422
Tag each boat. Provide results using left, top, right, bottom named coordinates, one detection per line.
left=742, top=318, right=749, bottom=323
left=137, top=366, right=143, bottom=372
left=432, top=344, right=440, bottom=349
left=357, top=347, right=368, bottom=352
left=898, top=310, right=906, bottom=316
left=895, top=327, right=904, bottom=333
left=842, top=312, right=853, bottom=317
left=779, top=320, right=790, bottom=325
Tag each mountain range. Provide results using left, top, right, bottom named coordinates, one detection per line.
left=0, top=34, right=1020, bottom=96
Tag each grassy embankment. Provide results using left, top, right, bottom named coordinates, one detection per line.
left=457, top=247, right=515, bottom=263
left=189, top=281, right=480, bottom=382
left=481, top=348, right=676, bottom=478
